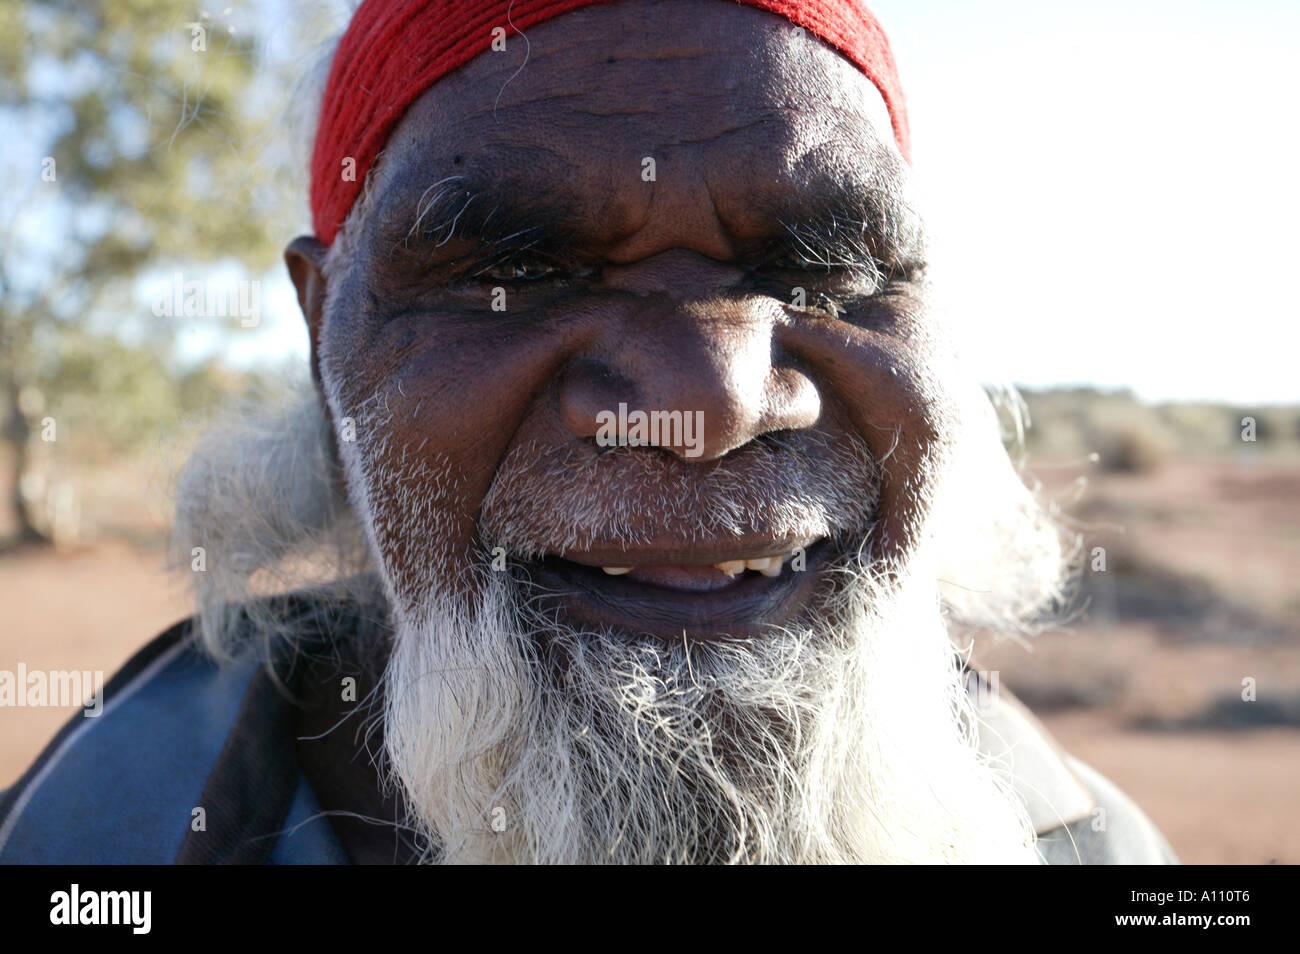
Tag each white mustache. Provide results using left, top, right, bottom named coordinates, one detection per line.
left=479, top=431, right=882, bottom=560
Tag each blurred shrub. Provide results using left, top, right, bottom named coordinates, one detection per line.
left=1097, top=423, right=1173, bottom=473
left=1018, top=387, right=1299, bottom=463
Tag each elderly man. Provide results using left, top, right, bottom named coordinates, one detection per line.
left=0, top=0, right=1174, bottom=864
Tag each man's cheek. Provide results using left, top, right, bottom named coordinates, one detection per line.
left=775, top=315, right=957, bottom=560
left=356, top=441, right=476, bottom=608
left=314, top=354, right=468, bottom=604
left=324, top=306, right=585, bottom=594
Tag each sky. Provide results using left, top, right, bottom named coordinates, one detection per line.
left=871, top=0, right=1300, bottom=403
left=187, top=0, right=1300, bottom=404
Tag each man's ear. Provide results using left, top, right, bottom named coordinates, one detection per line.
left=285, top=235, right=330, bottom=391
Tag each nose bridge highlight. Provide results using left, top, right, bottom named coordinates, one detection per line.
left=638, top=307, right=770, bottom=459
left=562, top=291, right=804, bottom=461
left=600, top=247, right=737, bottom=299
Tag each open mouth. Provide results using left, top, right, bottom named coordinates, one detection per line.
left=519, top=537, right=832, bottom=640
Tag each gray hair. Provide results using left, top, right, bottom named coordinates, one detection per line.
left=168, top=379, right=375, bottom=659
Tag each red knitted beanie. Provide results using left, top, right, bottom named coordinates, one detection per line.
left=310, top=0, right=909, bottom=244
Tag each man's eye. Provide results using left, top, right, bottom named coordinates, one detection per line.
left=478, top=256, right=563, bottom=282
left=804, top=291, right=847, bottom=318
left=746, top=264, right=859, bottom=317
left=765, top=255, right=828, bottom=272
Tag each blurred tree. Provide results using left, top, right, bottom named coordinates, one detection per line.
left=0, top=0, right=293, bottom=545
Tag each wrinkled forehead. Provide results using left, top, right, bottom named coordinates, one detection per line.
left=363, top=1, right=901, bottom=240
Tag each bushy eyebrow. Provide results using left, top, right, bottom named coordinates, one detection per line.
left=756, top=209, right=885, bottom=284
left=746, top=182, right=925, bottom=284
left=393, top=175, right=583, bottom=267
left=385, top=169, right=923, bottom=281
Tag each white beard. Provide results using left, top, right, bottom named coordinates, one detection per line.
left=171, top=369, right=1068, bottom=863
left=380, top=547, right=1039, bottom=864
left=302, top=376, right=1055, bottom=865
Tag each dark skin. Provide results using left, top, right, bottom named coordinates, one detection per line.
left=288, top=0, right=954, bottom=633
left=285, top=0, right=962, bottom=860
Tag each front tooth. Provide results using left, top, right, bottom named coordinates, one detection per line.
left=714, top=559, right=746, bottom=577
left=747, top=555, right=784, bottom=577
left=602, top=566, right=633, bottom=575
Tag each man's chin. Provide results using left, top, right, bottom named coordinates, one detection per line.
left=513, top=537, right=842, bottom=641
left=382, top=556, right=1039, bottom=864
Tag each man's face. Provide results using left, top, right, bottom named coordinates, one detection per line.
left=286, top=1, right=1038, bottom=864
left=292, top=0, right=952, bottom=637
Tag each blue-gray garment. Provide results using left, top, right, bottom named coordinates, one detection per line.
left=0, top=614, right=349, bottom=864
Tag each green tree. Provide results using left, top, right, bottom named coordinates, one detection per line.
left=0, top=0, right=297, bottom=544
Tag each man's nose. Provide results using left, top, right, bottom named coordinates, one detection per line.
left=559, top=261, right=821, bottom=461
